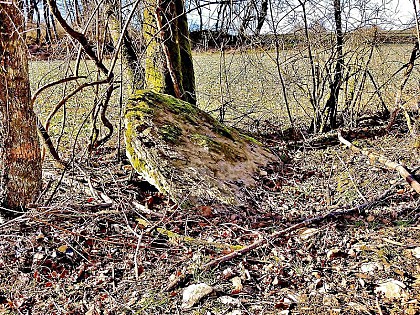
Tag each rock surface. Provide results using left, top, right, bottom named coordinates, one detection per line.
left=125, top=90, right=278, bottom=205
left=181, top=283, right=214, bottom=309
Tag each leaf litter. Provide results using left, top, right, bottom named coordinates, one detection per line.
left=1, top=123, right=420, bottom=314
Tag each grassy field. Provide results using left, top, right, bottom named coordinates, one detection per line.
left=31, top=43, right=419, bottom=150
left=194, top=43, right=420, bottom=130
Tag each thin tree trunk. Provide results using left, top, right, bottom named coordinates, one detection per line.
left=33, top=0, right=41, bottom=44
left=50, top=13, right=59, bottom=41
left=0, top=1, right=42, bottom=210
left=106, top=1, right=144, bottom=92
left=255, top=0, right=268, bottom=35
left=239, top=0, right=253, bottom=36
left=74, top=0, right=81, bottom=26
left=43, top=0, right=52, bottom=44
left=27, top=0, right=34, bottom=23
left=323, top=0, right=344, bottom=130
left=299, top=0, right=319, bottom=132
left=196, top=0, right=203, bottom=32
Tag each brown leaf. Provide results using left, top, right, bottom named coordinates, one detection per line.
left=366, top=215, right=375, bottom=222
left=200, top=206, right=213, bottom=218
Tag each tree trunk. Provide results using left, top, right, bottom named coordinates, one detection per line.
left=0, top=1, right=42, bottom=210
left=33, top=0, right=41, bottom=44
left=255, top=0, right=268, bottom=35
left=143, top=0, right=196, bottom=104
left=27, top=0, right=34, bottom=23
left=105, top=1, right=144, bottom=92
left=239, top=0, right=253, bottom=36
left=43, top=0, right=53, bottom=44
left=323, top=0, right=344, bottom=130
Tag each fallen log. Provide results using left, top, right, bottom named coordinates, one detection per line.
left=337, top=131, right=420, bottom=194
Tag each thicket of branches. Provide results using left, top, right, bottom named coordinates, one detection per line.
left=25, top=0, right=420, bottom=166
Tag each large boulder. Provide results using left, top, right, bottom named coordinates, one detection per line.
left=125, top=90, right=278, bottom=205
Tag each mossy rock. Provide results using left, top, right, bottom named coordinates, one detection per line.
left=125, top=90, right=279, bottom=205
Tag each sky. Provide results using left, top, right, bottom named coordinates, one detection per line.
left=186, top=0, right=419, bottom=32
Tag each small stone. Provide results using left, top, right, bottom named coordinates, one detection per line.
left=412, top=247, right=420, bottom=259
left=231, top=276, right=243, bottom=293
left=366, top=215, right=375, bottom=222
left=375, top=279, right=407, bottom=299
left=360, top=262, right=383, bottom=274
left=181, top=283, right=213, bottom=309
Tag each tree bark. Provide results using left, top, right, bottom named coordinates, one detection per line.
left=42, top=0, right=53, bottom=44
left=32, top=0, right=41, bottom=44
left=143, top=0, right=196, bottom=104
left=255, top=0, right=268, bottom=35
left=323, top=0, right=344, bottom=130
left=0, top=1, right=42, bottom=210
left=105, top=1, right=144, bottom=92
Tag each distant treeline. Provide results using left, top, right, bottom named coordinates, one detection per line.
left=189, top=28, right=417, bottom=50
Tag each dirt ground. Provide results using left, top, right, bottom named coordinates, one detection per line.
left=1, top=120, right=420, bottom=315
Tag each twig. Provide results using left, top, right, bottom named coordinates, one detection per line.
left=338, top=130, right=420, bottom=194
left=202, top=188, right=392, bottom=270
left=134, top=231, right=143, bottom=280
left=375, top=296, right=384, bottom=315
left=31, top=76, right=86, bottom=107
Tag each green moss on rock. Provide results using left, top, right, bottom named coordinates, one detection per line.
left=191, top=133, right=245, bottom=162
left=159, top=124, right=182, bottom=144
left=125, top=90, right=278, bottom=205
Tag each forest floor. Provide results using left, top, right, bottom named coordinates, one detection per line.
left=1, top=117, right=420, bottom=315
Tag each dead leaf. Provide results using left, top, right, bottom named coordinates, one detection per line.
left=299, top=228, right=319, bottom=240
left=231, top=276, right=243, bottom=294
left=200, top=206, right=213, bottom=218
left=222, top=267, right=235, bottom=280
left=57, top=245, right=68, bottom=253
left=413, top=274, right=420, bottom=287
left=218, top=296, right=240, bottom=306
left=136, top=218, right=150, bottom=228
left=33, top=252, right=44, bottom=261
left=327, top=248, right=346, bottom=260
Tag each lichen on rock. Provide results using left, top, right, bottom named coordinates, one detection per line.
left=125, top=90, right=278, bottom=206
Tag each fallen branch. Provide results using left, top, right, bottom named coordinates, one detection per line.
left=338, top=130, right=420, bottom=194
left=202, top=188, right=392, bottom=270
left=286, top=125, right=388, bottom=149
left=157, top=228, right=243, bottom=251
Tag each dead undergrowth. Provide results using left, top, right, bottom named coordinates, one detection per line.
left=1, top=120, right=420, bottom=315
